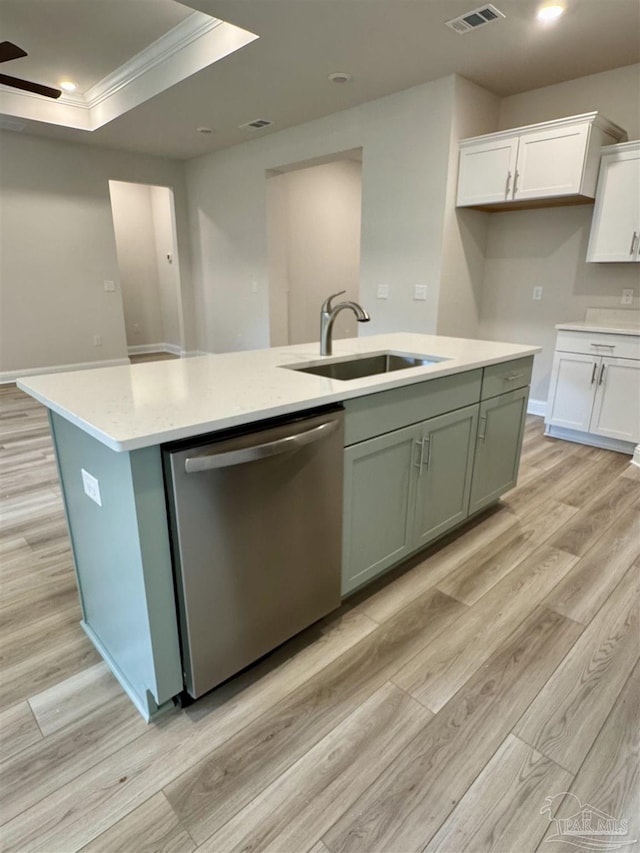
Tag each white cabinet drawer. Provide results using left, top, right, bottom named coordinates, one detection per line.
left=555, top=330, right=640, bottom=360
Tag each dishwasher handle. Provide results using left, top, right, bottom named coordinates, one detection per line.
left=184, top=418, right=340, bottom=473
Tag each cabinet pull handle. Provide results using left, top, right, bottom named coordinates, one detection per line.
left=414, top=438, right=425, bottom=473
left=590, top=342, right=615, bottom=350
left=478, top=414, right=488, bottom=442
left=629, top=231, right=638, bottom=256
left=590, top=362, right=597, bottom=385
left=513, top=169, right=519, bottom=197
left=504, top=371, right=524, bottom=382
left=425, top=436, right=432, bottom=470
left=505, top=170, right=512, bottom=198
left=598, top=363, right=606, bottom=385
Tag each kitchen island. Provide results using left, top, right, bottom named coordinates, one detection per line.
left=18, top=333, right=540, bottom=719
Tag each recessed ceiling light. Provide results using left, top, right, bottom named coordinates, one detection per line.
left=328, top=72, right=352, bottom=84
left=537, top=5, right=564, bottom=22
left=197, top=126, right=214, bottom=134
left=59, top=81, right=77, bottom=92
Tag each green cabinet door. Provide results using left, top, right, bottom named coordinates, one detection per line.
left=342, top=422, right=420, bottom=595
left=412, top=405, right=478, bottom=548
left=469, top=386, right=529, bottom=515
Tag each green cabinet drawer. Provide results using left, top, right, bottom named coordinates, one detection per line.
left=344, top=369, right=482, bottom=446
left=481, top=357, right=533, bottom=400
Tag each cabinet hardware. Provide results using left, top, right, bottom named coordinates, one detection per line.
left=598, top=363, right=606, bottom=385
left=504, top=371, right=524, bottom=382
left=590, top=362, right=597, bottom=384
left=425, top=436, right=432, bottom=470
left=590, top=342, right=615, bottom=350
left=513, top=169, right=519, bottom=197
left=478, top=414, right=488, bottom=442
left=630, top=231, right=639, bottom=256
left=414, top=438, right=425, bottom=473
left=505, top=170, right=512, bottom=198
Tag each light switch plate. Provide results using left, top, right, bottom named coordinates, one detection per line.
left=377, top=284, right=389, bottom=299
left=413, top=285, right=428, bottom=301
left=621, top=289, right=634, bottom=305
left=103, top=280, right=115, bottom=292
left=533, top=286, right=543, bottom=301
left=81, top=468, right=102, bottom=506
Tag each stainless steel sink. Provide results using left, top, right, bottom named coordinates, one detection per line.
left=286, top=351, right=448, bottom=381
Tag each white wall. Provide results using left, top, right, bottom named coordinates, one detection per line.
left=267, top=159, right=362, bottom=346
left=0, top=131, right=194, bottom=376
left=150, top=186, right=181, bottom=347
left=186, top=76, right=455, bottom=353
left=479, top=64, right=640, bottom=404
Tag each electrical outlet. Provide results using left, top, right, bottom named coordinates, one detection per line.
left=103, top=280, right=115, bottom=292
left=81, top=468, right=102, bottom=507
left=413, top=285, right=428, bottom=301
left=93, top=335, right=102, bottom=346
left=377, top=284, right=389, bottom=299
left=533, top=286, right=543, bottom=301
left=621, top=289, right=634, bottom=305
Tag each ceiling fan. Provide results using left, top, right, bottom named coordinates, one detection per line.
left=0, top=41, right=61, bottom=99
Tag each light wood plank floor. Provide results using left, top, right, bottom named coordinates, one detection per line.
left=1, top=384, right=638, bottom=853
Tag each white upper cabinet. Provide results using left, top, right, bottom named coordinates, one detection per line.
left=456, top=112, right=625, bottom=211
left=587, top=141, right=640, bottom=263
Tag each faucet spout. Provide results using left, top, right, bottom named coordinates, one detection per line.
left=320, top=291, right=370, bottom=357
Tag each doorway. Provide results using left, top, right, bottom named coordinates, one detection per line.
left=267, top=151, right=363, bottom=347
left=109, top=180, right=184, bottom=356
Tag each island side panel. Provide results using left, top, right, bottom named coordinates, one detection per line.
left=49, top=412, right=183, bottom=719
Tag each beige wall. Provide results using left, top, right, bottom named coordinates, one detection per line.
left=150, top=186, right=181, bottom=348
left=186, top=75, right=454, bottom=353
left=267, top=159, right=362, bottom=346
left=479, top=64, right=640, bottom=403
left=0, top=131, right=194, bottom=376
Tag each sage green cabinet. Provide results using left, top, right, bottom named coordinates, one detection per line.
left=342, top=405, right=478, bottom=595
left=468, top=386, right=529, bottom=514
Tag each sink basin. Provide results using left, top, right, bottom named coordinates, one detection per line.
left=287, top=351, right=448, bottom=381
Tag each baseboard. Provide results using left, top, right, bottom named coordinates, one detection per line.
left=127, top=343, right=182, bottom=357
left=632, top=445, right=640, bottom=468
left=527, top=398, right=547, bottom=417
left=544, top=424, right=636, bottom=456
left=1, top=358, right=130, bottom=385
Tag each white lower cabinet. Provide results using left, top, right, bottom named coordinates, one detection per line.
left=546, top=332, right=640, bottom=449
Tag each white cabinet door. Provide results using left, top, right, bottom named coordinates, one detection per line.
left=457, top=137, right=519, bottom=206
left=546, top=352, right=598, bottom=432
left=590, top=357, right=640, bottom=443
left=514, top=122, right=590, bottom=201
left=587, top=146, right=640, bottom=262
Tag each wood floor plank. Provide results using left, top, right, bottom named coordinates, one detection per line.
left=0, top=702, right=42, bottom=763
left=547, top=475, right=639, bottom=558
left=355, top=504, right=516, bottom=624
left=79, top=793, right=195, bottom=853
left=545, top=502, right=640, bottom=624
left=515, top=564, right=639, bottom=774
left=196, top=682, right=431, bottom=853
left=0, top=694, right=149, bottom=825
left=424, top=734, right=573, bottom=853
left=437, top=500, right=578, bottom=605
left=394, top=545, right=578, bottom=713
left=0, top=608, right=379, bottom=853
left=537, top=660, right=640, bottom=853
left=551, top=451, right=631, bottom=508
left=321, top=607, right=582, bottom=853
left=29, top=662, right=125, bottom=737
left=164, top=589, right=464, bottom=845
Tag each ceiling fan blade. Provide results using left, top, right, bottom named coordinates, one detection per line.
left=0, top=73, right=61, bottom=99
left=0, top=41, right=28, bottom=63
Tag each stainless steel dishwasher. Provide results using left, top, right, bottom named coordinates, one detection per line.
left=163, top=406, right=344, bottom=700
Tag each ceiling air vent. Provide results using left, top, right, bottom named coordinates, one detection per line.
left=239, top=118, right=273, bottom=130
left=445, top=4, right=505, bottom=34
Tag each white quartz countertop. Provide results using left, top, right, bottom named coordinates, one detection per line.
left=17, top=333, right=540, bottom=452
left=556, top=320, right=640, bottom=336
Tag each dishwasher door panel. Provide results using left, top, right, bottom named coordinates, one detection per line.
left=164, top=409, right=344, bottom=699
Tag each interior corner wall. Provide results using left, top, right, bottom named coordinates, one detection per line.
left=268, top=159, right=362, bottom=347
left=479, top=63, right=640, bottom=405
left=0, top=130, right=194, bottom=375
left=436, top=76, right=500, bottom=339
left=185, top=75, right=455, bottom=353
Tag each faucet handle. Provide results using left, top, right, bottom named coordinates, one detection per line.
left=321, top=291, right=346, bottom=313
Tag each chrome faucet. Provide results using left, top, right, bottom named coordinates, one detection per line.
left=320, top=291, right=370, bottom=356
